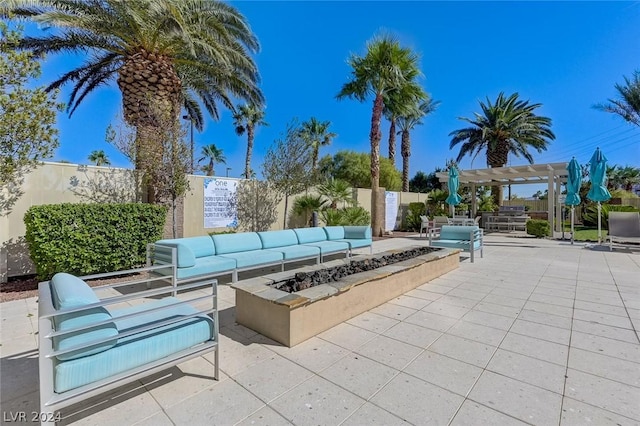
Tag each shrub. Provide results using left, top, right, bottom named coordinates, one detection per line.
left=24, top=203, right=167, bottom=279
left=526, top=219, right=550, bottom=238
left=403, top=202, right=426, bottom=231
left=582, top=204, right=639, bottom=229
left=321, top=206, right=371, bottom=226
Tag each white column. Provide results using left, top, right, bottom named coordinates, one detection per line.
left=548, top=171, right=554, bottom=233
left=555, top=177, right=562, bottom=232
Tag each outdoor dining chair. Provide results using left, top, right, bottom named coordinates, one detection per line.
left=607, top=211, right=640, bottom=251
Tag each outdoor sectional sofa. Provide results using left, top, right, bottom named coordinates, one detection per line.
left=148, top=225, right=372, bottom=283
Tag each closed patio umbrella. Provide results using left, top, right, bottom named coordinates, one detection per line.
left=566, top=157, right=581, bottom=245
left=446, top=166, right=462, bottom=217
left=586, top=148, right=611, bottom=244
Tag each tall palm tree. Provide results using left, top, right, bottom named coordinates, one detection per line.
left=449, top=92, right=555, bottom=204
left=4, top=0, right=263, bottom=201
left=396, top=99, right=439, bottom=191
left=337, top=34, right=422, bottom=236
left=317, top=178, right=353, bottom=209
left=233, top=104, right=267, bottom=179
left=198, top=144, right=226, bottom=176
left=383, top=77, right=426, bottom=164
left=594, top=71, right=640, bottom=127
left=299, top=117, right=337, bottom=171
left=87, top=150, right=110, bottom=167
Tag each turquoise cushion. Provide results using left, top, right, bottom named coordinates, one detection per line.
left=430, top=239, right=481, bottom=252
left=339, top=238, right=372, bottom=249
left=263, top=245, right=320, bottom=260
left=293, top=227, right=328, bottom=244
left=212, top=233, right=262, bottom=254
left=258, top=230, right=299, bottom=249
left=301, top=240, right=350, bottom=255
left=54, top=298, right=214, bottom=392
left=218, top=250, right=283, bottom=268
left=439, top=225, right=479, bottom=240
left=155, top=240, right=196, bottom=268
left=50, top=273, right=118, bottom=361
left=176, top=256, right=236, bottom=279
left=323, top=226, right=345, bottom=240
left=343, top=226, right=372, bottom=239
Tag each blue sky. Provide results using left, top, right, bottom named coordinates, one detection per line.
left=29, top=1, right=640, bottom=197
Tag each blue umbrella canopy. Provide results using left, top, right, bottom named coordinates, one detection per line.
left=587, top=148, right=611, bottom=202
left=446, top=166, right=462, bottom=206
left=565, top=157, right=581, bottom=206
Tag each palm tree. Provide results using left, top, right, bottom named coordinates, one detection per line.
left=396, top=99, right=439, bottom=191
left=383, top=78, right=426, bottom=164
left=337, top=34, right=422, bottom=236
left=449, top=92, right=555, bottom=204
left=233, top=104, right=268, bottom=179
left=292, top=194, right=327, bottom=227
left=594, top=71, right=640, bottom=127
left=87, top=150, right=110, bottom=167
left=299, top=118, right=337, bottom=171
left=317, top=178, right=353, bottom=209
left=198, top=144, right=226, bottom=176
left=5, top=0, right=263, bottom=202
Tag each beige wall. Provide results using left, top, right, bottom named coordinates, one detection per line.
left=1, top=162, right=431, bottom=281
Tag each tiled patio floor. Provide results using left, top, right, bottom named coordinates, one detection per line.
left=1, top=235, right=639, bottom=425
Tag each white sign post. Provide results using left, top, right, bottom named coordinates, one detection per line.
left=203, top=178, right=238, bottom=228
left=385, top=191, right=398, bottom=232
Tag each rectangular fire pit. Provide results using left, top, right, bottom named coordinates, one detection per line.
left=231, top=246, right=459, bottom=347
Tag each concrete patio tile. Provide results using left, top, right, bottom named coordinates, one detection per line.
left=480, top=294, right=527, bottom=309
left=234, top=355, right=314, bottom=403
left=220, top=322, right=259, bottom=340
left=461, top=310, right=515, bottom=331
left=469, top=370, right=562, bottom=425
left=500, top=332, right=569, bottom=366
left=0, top=351, right=38, bottom=403
left=446, top=320, right=507, bottom=347
left=456, top=283, right=495, bottom=294
left=341, top=402, right=408, bottom=425
left=369, top=302, right=417, bottom=321
left=560, top=397, right=639, bottom=426
left=165, top=379, right=265, bottom=424
left=268, top=337, right=349, bottom=373
left=382, top=321, right=442, bottom=348
left=429, top=334, right=495, bottom=368
left=317, top=322, right=377, bottom=351
left=510, top=319, right=571, bottom=345
left=447, top=288, right=488, bottom=301
left=523, top=300, right=574, bottom=318
left=270, top=375, right=366, bottom=426
left=436, top=294, right=480, bottom=309
left=473, top=301, right=521, bottom=318
left=570, top=331, right=640, bottom=363
left=518, top=309, right=572, bottom=329
left=0, top=334, right=37, bottom=357
left=370, top=372, right=464, bottom=425
left=387, top=294, right=432, bottom=310
left=487, top=348, right=566, bottom=393
left=568, top=347, right=640, bottom=388
left=346, top=311, right=399, bottom=334
left=565, top=368, right=640, bottom=421
left=404, top=288, right=443, bottom=301
left=235, top=406, right=293, bottom=425
left=0, top=390, right=40, bottom=421
left=404, top=310, right=458, bottom=332
left=319, top=353, right=398, bottom=399
left=415, top=283, right=453, bottom=295
left=574, top=292, right=625, bottom=307
left=572, top=319, right=639, bottom=344
left=131, top=411, right=174, bottom=426
left=404, top=351, right=482, bottom=396
left=450, top=400, right=529, bottom=426
left=422, top=301, right=471, bottom=319
left=528, top=292, right=575, bottom=308
left=573, top=308, right=634, bottom=329
left=489, top=288, right=532, bottom=300
left=355, top=335, right=423, bottom=370
left=210, top=332, right=275, bottom=377
left=532, top=287, right=575, bottom=300
left=428, top=277, right=464, bottom=288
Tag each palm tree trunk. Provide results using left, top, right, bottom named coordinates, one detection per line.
left=388, top=117, right=396, bottom=163
left=401, top=129, right=410, bottom=192
left=283, top=194, right=289, bottom=229
left=245, top=125, right=254, bottom=178
left=312, top=145, right=319, bottom=171
left=370, top=93, right=384, bottom=237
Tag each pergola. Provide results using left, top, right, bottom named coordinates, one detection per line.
left=436, top=162, right=569, bottom=231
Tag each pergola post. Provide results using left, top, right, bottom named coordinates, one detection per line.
left=548, top=170, right=555, bottom=235
left=555, top=177, right=562, bottom=232
left=470, top=183, right=477, bottom=218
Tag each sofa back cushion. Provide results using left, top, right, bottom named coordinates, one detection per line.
left=440, top=225, right=479, bottom=240
left=50, top=273, right=118, bottom=361
left=343, top=226, right=372, bottom=239
left=293, top=227, right=328, bottom=244
left=156, top=240, right=194, bottom=268
left=258, top=230, right=299, bottom=249
left=323, top=226, right=345, bottom=240
left=212, top=232, right=262, bottom=254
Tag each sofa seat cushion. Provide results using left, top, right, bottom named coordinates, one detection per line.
left=258, top=230, right=299, bottom=249
left=301, top=241, right=350, bottom=255
left=55, top=298, right=214, bottom=393
left=263, top=245, right=320, bottom=260
left=50, top=273, right=118, bottom=361
left=175, top=256, right=236, bottom=280
left=430, top=239, right=481, bottom=251
left=218, top=250, right=283, bottom=268
left=293, top=227, right=328, bottom=244
left=212, top=233, right=262, bottom=254
left=323, top=226, right=345, bottom=240
left=338, top=238, right=372, bottom=249
left=343, top=226, right=372, bottom=240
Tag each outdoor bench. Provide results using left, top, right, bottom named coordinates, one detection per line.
left=148, top=225, right=372, bottom=283
left=428, top=225, right=483, bottom=262
left=38, top=265, right=219, bottom=425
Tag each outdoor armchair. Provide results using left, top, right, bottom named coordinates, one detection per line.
left=607, top=212, right=640, bottom=251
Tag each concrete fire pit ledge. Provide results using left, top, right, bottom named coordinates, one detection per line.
left=232, top=246, right=460, bottom=347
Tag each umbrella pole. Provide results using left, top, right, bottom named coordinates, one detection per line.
left=571, top=206, right=574, bottom=245
left=597, top=202, right=602, bottom=244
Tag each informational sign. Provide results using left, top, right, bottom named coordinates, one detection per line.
left=385, top=191, right=398, bottom=232
left=558, top=194, right=566, bottom=204
left=203, top=178, right=238, bottom=228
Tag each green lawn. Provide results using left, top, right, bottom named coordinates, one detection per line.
left=562, top=225, right=608, bottom=242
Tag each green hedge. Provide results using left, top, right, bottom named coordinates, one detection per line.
left=526, top=219, right=550, bottom=238
left=403, top=202, right=426, bottom=231
left=24, top=203, right=167, bottom=280
left=582, top=204, right=639, bottom=229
